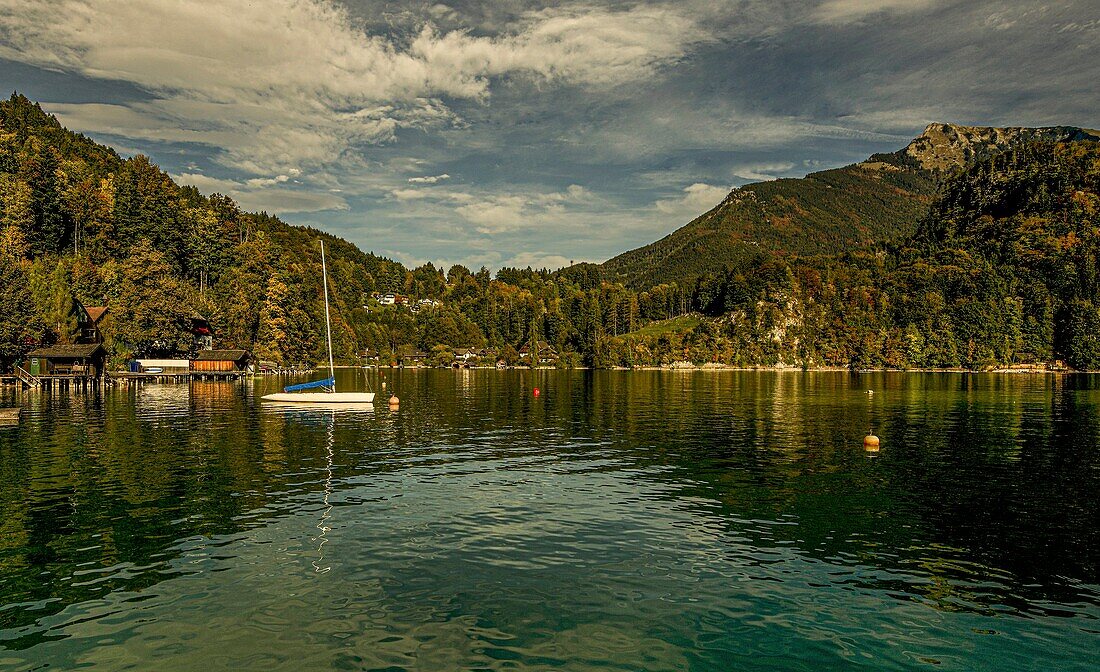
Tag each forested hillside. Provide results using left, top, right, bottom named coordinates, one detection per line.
left=2, top=93, right=1098, bottom=370
left=0, top=94, right=673, bottom=369
left=608, top=140, right=1100, bottom=370
left=603, top=123, right=1099, bottom=289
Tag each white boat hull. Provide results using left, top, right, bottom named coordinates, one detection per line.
left=262, top=392, right=375, bottom=403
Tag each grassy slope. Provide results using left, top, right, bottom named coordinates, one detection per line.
left=603, top=152, right=938, bottom=288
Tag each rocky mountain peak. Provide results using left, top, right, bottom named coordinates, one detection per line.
left=903, top=122, right=1099, bottom=171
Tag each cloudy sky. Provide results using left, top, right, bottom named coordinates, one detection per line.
left=1, top=1, right=1097, bottom=270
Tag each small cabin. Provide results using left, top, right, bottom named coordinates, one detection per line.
left=191, top=349, right=251, bottom=372
left=26, top=344, right=107, bottom=377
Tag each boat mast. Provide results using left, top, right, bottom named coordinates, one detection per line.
left=320, top=241, right=336, bottom=391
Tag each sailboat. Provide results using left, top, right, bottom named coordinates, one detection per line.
left=262, top=241, right=375, bottom=404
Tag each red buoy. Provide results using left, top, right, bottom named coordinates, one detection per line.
left=533, top=387, right=541, bottom=397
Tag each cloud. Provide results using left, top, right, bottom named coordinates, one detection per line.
left=389, top=187, right=434, bottom=200
left=0, top=0, right=701, bottom=175
left=173, top=172, right=348, bottom=214
left=655, top=183, right=730, bottom=217
left=246, top=169, right=300, bottom=188
left=453, top=184, right=592, bottom=234
left=811, top=0, right=943, bottom=25
left=408, top=173, right=450, bottom=184
left=502, top=252, right=576, bottom=270
left=731, top=162, right=795, bottom=181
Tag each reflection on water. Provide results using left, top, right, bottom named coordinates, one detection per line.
left=0, top=371, right=1096, bottom=670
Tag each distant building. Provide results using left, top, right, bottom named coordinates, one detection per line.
left=519, top=341, right=559, bottom=365
left=398, top=350, right=428, bottom=367
left=379, top=293, right=396, bottom=305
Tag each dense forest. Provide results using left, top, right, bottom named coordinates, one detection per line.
left=2, top=93, right=1099, bottom=370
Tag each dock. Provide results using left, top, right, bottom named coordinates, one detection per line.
left=2, top=371, right=249, bottom=390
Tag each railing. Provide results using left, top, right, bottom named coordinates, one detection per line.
left=14, top=365, right=41, bottom=388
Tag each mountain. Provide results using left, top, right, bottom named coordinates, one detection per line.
left=610, top=138, right=1100, bottom=370
left=4, top=92, right=1100, bottom=371
left=602, top=123, right=1100, bottom=288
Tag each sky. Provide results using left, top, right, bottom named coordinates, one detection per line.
left=1, top=1, right=1097, bottom=271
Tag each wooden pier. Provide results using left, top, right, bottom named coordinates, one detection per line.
left=3, top=371, right=249, bottom=390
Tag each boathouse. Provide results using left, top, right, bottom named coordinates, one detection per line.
left=191, top=349, right=251, bottom=373
left=25, top=343, right=107, bottom=377
left=132, top=359, right=191, bottom=375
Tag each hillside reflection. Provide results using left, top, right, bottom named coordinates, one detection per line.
left=0, top=371, right=1096, bottom=651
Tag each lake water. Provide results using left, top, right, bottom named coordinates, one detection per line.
left=0, top=370, right=1096, bottom=671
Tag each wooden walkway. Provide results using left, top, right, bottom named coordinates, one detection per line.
left=3, top=371, right=250, bottom=390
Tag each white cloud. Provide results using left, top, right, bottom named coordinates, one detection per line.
left=731, top=162, right=794, bottom=181
left=655, top=183, right=730, bottom=217
left=453, top=184, right=592, bottom=234
left=811, top=0, right=942, bottom=25
left=390, top=188, right=434, bottom=200
left=173, top=172, right=347, bottom=214
left=0, top=0, right=701, bottom=175
left=502, top=252, right=576, bottom=270
left=385, top=183, right=594, bottom=235
left=408, top=174, right=451, bottom=184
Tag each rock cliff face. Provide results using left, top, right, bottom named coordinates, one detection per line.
left=903, top=123, right=1099, bottom=171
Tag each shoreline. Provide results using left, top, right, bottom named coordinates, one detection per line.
left=343, top=364, right=1076, bottom=374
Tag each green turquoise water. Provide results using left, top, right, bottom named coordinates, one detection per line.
left=0, top=371, right=1096, bottom=670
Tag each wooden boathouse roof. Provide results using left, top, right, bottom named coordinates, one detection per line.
left=193, top=349, right=250, bottom=362
left=27, top=344, right=106, bottom=359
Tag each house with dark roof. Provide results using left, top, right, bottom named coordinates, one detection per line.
left=73, top=303, right=108, bottom=344
left=25, top=343, right=107, bottom=377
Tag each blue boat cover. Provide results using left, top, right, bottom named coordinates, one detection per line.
left=283, top=377, right=335, bottom=393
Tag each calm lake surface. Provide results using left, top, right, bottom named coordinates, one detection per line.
left=0, top=370, right=1096, bottom=671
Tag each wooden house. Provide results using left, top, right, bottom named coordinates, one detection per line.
left=519, top=341, right=559, bottom=365
left=25, top=344, right=106, bottom=377
left=73, top=303, right=108, bottom=344
left=191, top=349, right=251, bottom=372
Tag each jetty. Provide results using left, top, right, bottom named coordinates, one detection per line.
left=3, top=349, right=254, bottom=390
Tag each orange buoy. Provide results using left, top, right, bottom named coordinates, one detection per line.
left=388, top=394, right=399, bottom=408
left=864, top=434, right=880, bottom=451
